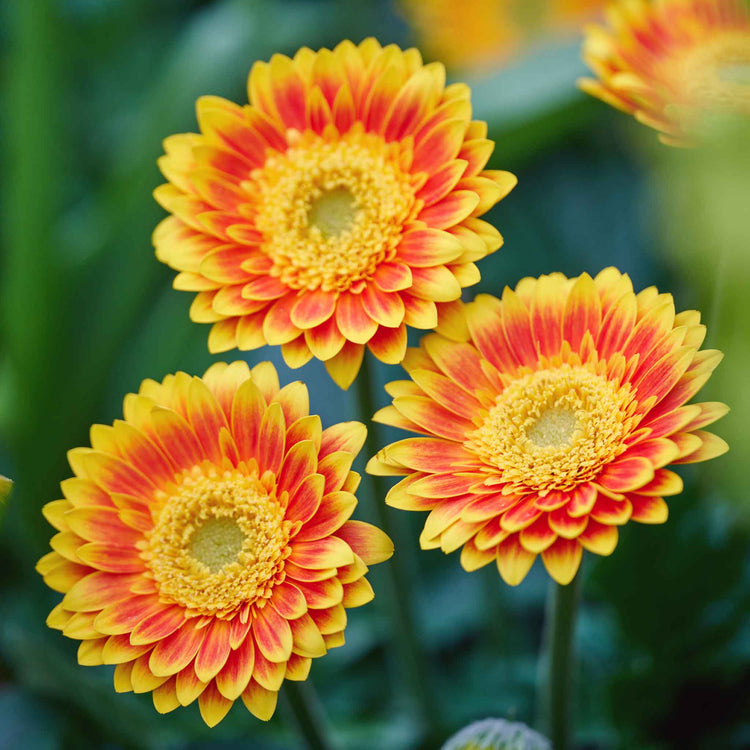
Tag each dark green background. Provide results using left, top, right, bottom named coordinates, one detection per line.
left=1, top=1, right=748, bottom=748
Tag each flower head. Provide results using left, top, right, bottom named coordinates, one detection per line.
left=154, top=39, right=516, bottom=389
left=37, top=362, right=392, bottom=726
left=368, top=269, right=728, bottom=585
left=579, top=0, right=750, bottom=145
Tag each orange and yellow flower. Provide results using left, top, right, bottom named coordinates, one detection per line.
left=579, top=0, right=750, bottom=145
left=154, top=39, right=516, bottom=389
left=401, top=0, right=522, bottom=72
left=37, top=362, right=392, bottom=726
left=368, top=269, right=728, bottom=585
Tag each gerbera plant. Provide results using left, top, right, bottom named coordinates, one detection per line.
left=579, top=0, right=750, bottom=145
left=153, top=38, right=516, bottom=389
left=37, top=361, right=392, bottom=727
left=368, top=268, right=728, bottom=586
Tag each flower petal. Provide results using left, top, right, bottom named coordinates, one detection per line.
left=335, top=520, right=394, bottom=564
left=496, top=534, right=536, bottom=586
left=336, top=292, right=378, bottom=344
left=241, top=680, right=278, bottom=721
left=215, top=635, right=255, bottom=700
left=597, top=457, right=655, bottom=493
left=541, top=538, right=583, bottom=585
left=368, top=324, right=408, bottom=365
left=149, top=620, right=207, bottom=677
left=253, top=605, right=293, bottom=663
left=324, top=341, right=365, bottom=390
left=277, top=440, right=318, bottom=498
left=290, top=289, right=337, bottom=330
left=194, top=619, right=233, bottom=682
left=361, top=286, right=405, bottom=328
left=629, top=495, right=669, bottom=524
left=288, top=537, right=354, bottom=569
left=198, top=682, right=234, bottom=727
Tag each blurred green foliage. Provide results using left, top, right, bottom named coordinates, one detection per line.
left=1, top=1, right=747, bottom=749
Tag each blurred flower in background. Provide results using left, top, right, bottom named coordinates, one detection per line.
left=369, top=269, right=728, bottom=585
left=652, top=117, right=750, bottom=518
left=400, top=0, right=607, bottom=73
left=37, top=361, right=392, bottom=727
left=578, top=0, right=750, bottom=145
left=154, top=39, right=516, bottom=389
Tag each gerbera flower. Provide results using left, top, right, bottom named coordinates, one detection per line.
left=368, top=269, right=728, bottom=585
left=579, top=0, right=750, bottom=145
left=154, top=39, right=516, bottom=390
left=37, top=361, right=392, bottom=726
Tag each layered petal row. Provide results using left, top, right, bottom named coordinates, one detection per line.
left=368, top=268, right=728, bottom=585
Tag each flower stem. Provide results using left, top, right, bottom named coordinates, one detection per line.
left=539, top=571, right=582, bottom=750
left=283, top=681, right=334, bottom=750
left=354, top=354, right=441, bottom=737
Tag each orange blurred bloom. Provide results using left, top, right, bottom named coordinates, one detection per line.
left=401, top=0, right=608, bottom=73
left=579, top=0, right=750, bottom=145
left=154, top=39, right=515, bottom=389
left=369, top=270, right=728, bottom=585
left=38, top=362, right=392, bottom=725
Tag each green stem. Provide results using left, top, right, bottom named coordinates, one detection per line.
left=539, top=572, right=581, bottom=750
left=354, top=354, right=441, bottom=737
left=283, top=681, right=333, bottom=750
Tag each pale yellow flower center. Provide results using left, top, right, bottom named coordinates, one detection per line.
left=526, top=407, right=578, bottom=449
left=307, top=186, right=358, bottom=238
left=189, top=517, right=246, bottom=573
left=468, top=365, right=637, bottom=492
left=146, top=468, right=291, bottom=616
left=670, top=32, right=750, bottom=115
left=251, top=130, right=418, bottom=292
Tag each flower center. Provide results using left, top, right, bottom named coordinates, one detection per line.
left=189, top=517, right=246, bottom=573
left=672, top=32, right=750, bottom=115
left=307, top=186, right=358, bottom=238
left=526, top=407, right=578, bottom=449
left=251, top=130, right=418, bottom=292
left=146, top=468, right=291, bottom=616
left=468, top=365, right=637, bottom=492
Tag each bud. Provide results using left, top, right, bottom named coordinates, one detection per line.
left=442, top=718, right=551, bottom=750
